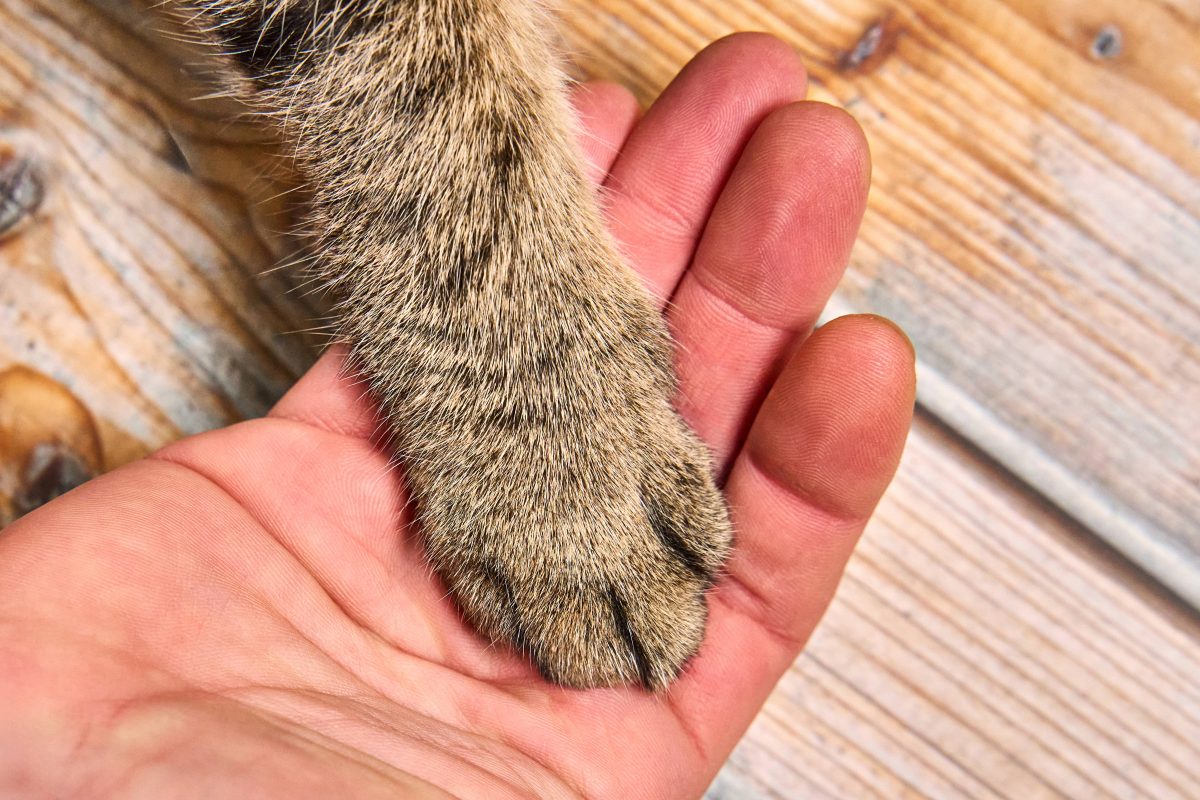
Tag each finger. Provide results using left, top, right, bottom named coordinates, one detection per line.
left=269, top=81, right=639, bottom=435
left=269, top=346, right=380, bottom=440
left=669, top=102, right=871, bottom=471
left=603, top=33, right=807, bottom=303
left=570, top=80, right=640, bottom=185
left=673, top=315, right=916, bottom=760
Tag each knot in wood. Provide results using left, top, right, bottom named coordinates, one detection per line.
left=1090, top=25, right=1123, bottom=60
left=14, top=443, right=94, bottom=517
left=0, top=153, right=43, bottom=238
left=838, top=13, right=901, bottom=76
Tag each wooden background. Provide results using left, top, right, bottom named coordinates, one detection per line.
left=565, top=0, right=1200, bottom=616
left=0, top=0, right=1197, bottom=797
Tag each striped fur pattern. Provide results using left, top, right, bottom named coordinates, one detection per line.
left=171, top=0, right=732, bottom=689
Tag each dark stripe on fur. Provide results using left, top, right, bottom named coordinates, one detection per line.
left=443, top=235, right=494, bottom=297
left=215, top=0, right=390, bottom=79
left=607, top=588, right=654, bottom=689
left=479, top=560, right=551, bottom=680
left=646, top=499, right=712, bottom=584
left=491, top=112, right=529, bottom=187
left=218, top=8, right=309, bottom=75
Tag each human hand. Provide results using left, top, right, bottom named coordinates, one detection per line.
left=0, top=34, right=914, bottom=798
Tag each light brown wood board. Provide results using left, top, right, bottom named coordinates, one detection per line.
left=0, top=0, right=323, bottom=517
left=711, top=416, right=1200, bottom=799
left=557, top=0, right=1200, bottom=608
left=0, top=0, right=1198, bottom=797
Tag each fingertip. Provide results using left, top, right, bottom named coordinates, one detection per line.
left=570, top=79, right=641, bottom=183
left=748, top=314, right=916, bottom=523
left=815, top=313, right=917, bottom=390
left=779, top=101, right=871, bottom=198
left=700, top=32, right=809, bottom=96
left=603, top=32, right=808, bottom=299
left=573, top=79, right=640, bottom=119
left=749, top=101, right=871, bottom=242
left=651, top=33, right=809, bottom=146
left=846, top=312, right=918, bottom=366
left=269, top=346, right=381, bottom=440
left=686, top=99, right=872, bottom=333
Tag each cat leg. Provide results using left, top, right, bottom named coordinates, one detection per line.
left=177, top=0, right=732, bottom=689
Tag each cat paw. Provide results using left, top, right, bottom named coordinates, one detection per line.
left=416, top=406, right=732, bottom=690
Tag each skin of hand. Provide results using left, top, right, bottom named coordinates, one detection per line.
left=0, top=34, right=915, bottom=799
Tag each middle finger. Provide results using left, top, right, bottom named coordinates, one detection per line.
left=667, top=101, right=871, bottom=472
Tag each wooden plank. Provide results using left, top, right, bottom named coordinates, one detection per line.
left=711, top=415, right=1200, bottom=799
left=0, top=0, right=322, bottom=520
left=559, top=0, right=1200, bottom=606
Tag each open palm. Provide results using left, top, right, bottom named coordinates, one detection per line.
left=0, top=35, right=914, bottom=798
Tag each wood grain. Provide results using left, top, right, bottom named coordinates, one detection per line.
left=709, top=416, right=1200, bottom=799
left=560, top=0, right=1200, bottom=607
left=0, top=0, right=321, bottom=522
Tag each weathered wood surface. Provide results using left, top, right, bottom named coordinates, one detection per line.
left=561, top=0, right=1200, bottom=608
left=1, top=0, right=1198, bottom=797
left=711, top=417, right=1200, bottom=799
left=0, top=0, right=321, bottom=519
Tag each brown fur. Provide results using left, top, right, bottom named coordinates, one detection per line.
left=169, top=0, right=732, bottom=690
